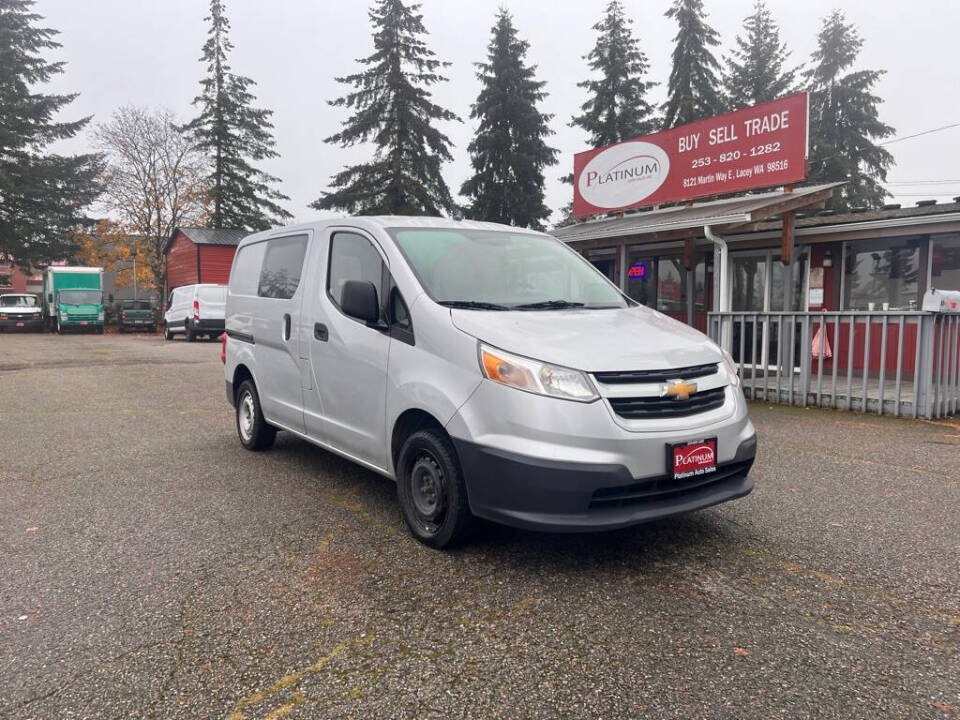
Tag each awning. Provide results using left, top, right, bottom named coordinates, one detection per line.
left=552, top=182, right=843, bottom=247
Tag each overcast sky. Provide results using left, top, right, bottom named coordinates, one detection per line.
left=36, top=0, right=960, bottom=225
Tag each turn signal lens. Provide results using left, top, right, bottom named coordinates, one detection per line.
left=479, top=344, right=597, bottom=402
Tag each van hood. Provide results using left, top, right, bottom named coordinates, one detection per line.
left=450, top=305, right=720, bottom=372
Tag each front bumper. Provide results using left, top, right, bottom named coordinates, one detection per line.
left=445, top=378, right=756, bottom=532
left=453, top=435, right=755, bottom=532
left=0, top=315, right=44, bottom=330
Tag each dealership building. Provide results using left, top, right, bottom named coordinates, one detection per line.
left=553, top=95, right=958, bottom=419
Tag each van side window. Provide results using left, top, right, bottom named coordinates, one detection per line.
left=231, top=242, right=267, bottom=296
left=328, top=232, right=386, bottom=312
left=258, top=235, right=307, bottom=300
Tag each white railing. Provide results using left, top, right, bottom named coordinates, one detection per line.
left=708, top=311, right=960, bottom=419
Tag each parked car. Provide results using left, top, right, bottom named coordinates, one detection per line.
left=0, top=293, right=44, bottom=331
left=222, top=217, right=756, bottom=548
left=164, top=284, right=226, bottom=341
left=118, top=299, right=157, bottom=333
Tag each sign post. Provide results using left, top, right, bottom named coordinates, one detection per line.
left=573, top=93, right=809, bottom=219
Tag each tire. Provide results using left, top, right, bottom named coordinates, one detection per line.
left=185, top=319, right=196, bottom=342
left=97, top=326, right=104, bottom=335
left=163, top=323, right=173, bottom=340
left=235, top=379, right=277, bottom=451
left=56, top=317, right=62, bottom=334
left=396, top=428, right=473, bottom=549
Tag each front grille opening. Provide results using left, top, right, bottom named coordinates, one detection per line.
left=609, top=386, right=726, bottom=419
left=589, top=461, right=751, bottom=509
left=593, top=363, right=718, bottom=385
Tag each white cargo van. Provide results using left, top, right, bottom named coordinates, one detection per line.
left=222, top=217, right=756, bottom=548
left=164, top=284, right=227, bottom=341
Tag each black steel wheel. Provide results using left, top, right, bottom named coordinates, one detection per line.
left=396, top=428, right=473, bottom=549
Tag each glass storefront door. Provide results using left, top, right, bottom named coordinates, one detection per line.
left=730, top=250, right=807, bottom=368
left=625, top=249, right=709, bottom=330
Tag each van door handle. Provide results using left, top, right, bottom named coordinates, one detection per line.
left=282, top=313, right=291, bottom=341
left=314, top=323, right=328, bottom=341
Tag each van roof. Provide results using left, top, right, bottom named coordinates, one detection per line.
left=236, top=216, right=543, bottom=249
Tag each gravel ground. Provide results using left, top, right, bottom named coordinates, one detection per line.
left=1, top=332, right=957, bottom=719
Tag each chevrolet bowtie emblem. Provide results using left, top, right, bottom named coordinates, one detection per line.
left=663, top=379, right=697, bottom=401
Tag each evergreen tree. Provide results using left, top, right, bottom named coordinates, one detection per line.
left=0, top=0, right=102, bottom=267
left=184, top=0, right=291, bottom=231
left=805, top=11, right=894, bottom=209
left=662, top=0, right=724, bottom=128
left=312, top=0, right=459, bottom=216
left=724, top=1, right=798, bottom=108
left=572, top=0, right=657, bottom=146
left=461, top=11, right=557, bottom=229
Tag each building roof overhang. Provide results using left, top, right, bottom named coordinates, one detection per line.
left=552, top=183, right=843, bottom=247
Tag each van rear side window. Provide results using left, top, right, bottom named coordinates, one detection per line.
left=231, top=243, right=266, bottom=296
left=258, top=235, right=307, bottom=300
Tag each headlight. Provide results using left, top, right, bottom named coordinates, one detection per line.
left=722, top=348, right=741, bottom=386
left=98, top=311, right=105, bottom=321
left=478, top=343, right=598, bottom=402
left=59, top=312, right=67, bottom=320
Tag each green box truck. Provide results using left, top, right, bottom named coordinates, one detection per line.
left=42, top=266, right=108, bottom=334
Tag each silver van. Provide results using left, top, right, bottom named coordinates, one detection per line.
left=223, top=217, right=756, bottom=548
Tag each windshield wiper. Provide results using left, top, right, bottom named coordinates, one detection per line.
left=438, top=300, right=511, bottom=311
left=512, top=300, right=586, bottom=310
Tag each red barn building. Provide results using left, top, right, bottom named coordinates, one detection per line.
left=163, top=227, right=247, bottom=302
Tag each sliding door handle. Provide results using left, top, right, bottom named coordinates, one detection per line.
left=314, top=322, right=328, bottom=341
left=282, top=313, right=291, bottom=341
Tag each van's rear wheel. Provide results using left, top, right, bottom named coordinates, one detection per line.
left=396, top=428, right=473, bottom=549
left=185, top=319, right=196, bottom=342
left=235, top=379, right=276, bottom=451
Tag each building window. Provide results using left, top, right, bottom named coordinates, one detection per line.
left=0, top=273, right=11, bottom=289
left=931, top=234, right=960, bottom=292
left=842, top=237, right=921, bottom=311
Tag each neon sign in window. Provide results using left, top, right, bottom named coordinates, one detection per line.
left=628, top=262, right=646, bottom=278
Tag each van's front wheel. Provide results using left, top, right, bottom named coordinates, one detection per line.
left=235, top=379, right=276, bottom=451
left=397, top=429, right=473, bottom=549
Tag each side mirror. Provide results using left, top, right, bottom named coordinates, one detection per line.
left=47, top=293, right=53, bottom=303
left=341, top=280, right=380, bottom=324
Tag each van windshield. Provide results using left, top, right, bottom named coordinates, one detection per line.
left=59, top=290, right=101, bottom=305
left=389, top=228, right=627, bottom=310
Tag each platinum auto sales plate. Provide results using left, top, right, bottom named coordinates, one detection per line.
left=668, top=438, right=718, bottom=480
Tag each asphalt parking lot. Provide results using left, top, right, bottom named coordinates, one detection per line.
left=1, top=333, right=958, bottom=719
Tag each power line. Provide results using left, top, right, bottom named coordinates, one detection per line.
left=887, top=192, right=960, bottom=197
left=879, top=121, right=960, bottom=146
left=884, top=180, right=960, bottom=185
left=810, top=120, right=960, bottom=167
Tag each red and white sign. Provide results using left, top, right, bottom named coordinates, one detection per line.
left=573, top=93, right=809, bottom=218
left=670, top=438, right=718, bottom=480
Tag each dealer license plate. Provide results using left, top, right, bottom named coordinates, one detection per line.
left=669, top=438, right=718, bottom=480
left=16, top=322, right=24, bottom=327
left=80, top=321, right=88, bottom=326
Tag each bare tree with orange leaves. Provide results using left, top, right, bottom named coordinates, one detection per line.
left=73, top=220, right=156, bottom=296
